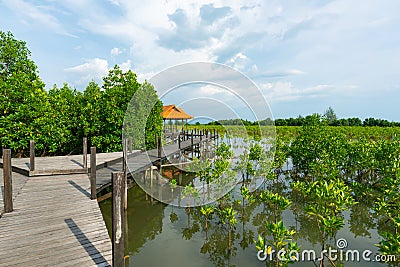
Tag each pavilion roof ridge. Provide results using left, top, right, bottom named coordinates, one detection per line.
left=162, top=104, right=193, bottom=120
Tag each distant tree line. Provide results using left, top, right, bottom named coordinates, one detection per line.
left=273, top=117, right=400, bottom=127
left=207, top=107, right=399, bottom=127
left=0, top=31, right=163, bottom=157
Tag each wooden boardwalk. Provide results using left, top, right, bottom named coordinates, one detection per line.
left=0, top=133, right=216, bottom=266
left=0, top=152, right=127, bottom=177
left=96, top=137, right=208, bottom=190
left=0, top=173, right=112, bottom=266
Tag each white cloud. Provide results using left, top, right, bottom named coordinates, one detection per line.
left=261, top=81, right=334, bottom=102
left=251, top=69, right=306, bottom=78
left=65, top=58, right=109, bottom=74
left=110, top=47, right=122, bottom=56
left=108, top=0, right=120, bottom=6
left=120, top=60, right=132, bottom=71
left=198, top=84, right=226, bottom=96
left=64, top=58, right=109, bottom=86
left=3, top=0, right=76, bottom=37
left=64, top=58, right=135, bottom=86
left=227, top=52, right=249, bottom=70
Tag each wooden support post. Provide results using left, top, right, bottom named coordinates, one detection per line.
left=3, top=149, right=13, bottom=213
left=90, top=147, right=96, bottom=200
left=29, top=140, right=35, bottom=171
left=112, top=172, right=125, bottom=267
left=157, top=135, right=162, bottom=171
left=178, top=133, right=181, bottom=149
left=150, top=167, right=153, bottom=187
left=200, top=133, right=203, bottom=155
left=83, top=137, right=87, bottom=169
left=158, top=135, right=162, bottom=158
left=191, top=132, right=194, bottom=158
left=123, top=139, right=128, bottom=210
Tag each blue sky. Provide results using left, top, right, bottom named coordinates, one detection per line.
left=1, top=0, right=399, bottom=121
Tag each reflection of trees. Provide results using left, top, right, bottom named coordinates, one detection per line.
left=233, top=191, right=257, bottom=250
left=99, top=183, right=167, bottom=255
left=172, top=205, right=240, bottom=267
left=200, top=223, right=238, bottom=267
left=252, top=180, right=289, bottom=237
left=100, top=134, right=390, bottom=267
left=349, top=203, right=375, bottom=238
left=289, top=189, right=321, bottom=246
left=125, top=185, right=167, bottom=254
left=182, top=207, right=201, bottom=240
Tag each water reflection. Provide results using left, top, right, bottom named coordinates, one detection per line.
left=100, top=182, right=167, bottom=255
left=99, top=137, right=390, bottom=267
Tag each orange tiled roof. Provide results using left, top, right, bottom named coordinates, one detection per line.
left=162, top=105, right=193, bottom=120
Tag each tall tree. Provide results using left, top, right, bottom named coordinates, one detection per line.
left=0, top=31, right=38, bottom=81
left=81, top=80, right=102, bottom=142
left=92, top=65, right=163, bottom=152
left=0, top=31, right=48, bottom=156
left=323, top=106, right=337, bottom=125
left=47, top=83, right=83, bottom=154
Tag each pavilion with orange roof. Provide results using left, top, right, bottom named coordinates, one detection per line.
left=161, top=105, right=193, bottom=133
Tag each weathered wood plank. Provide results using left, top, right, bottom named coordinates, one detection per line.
left=2, top=149, right=13, bottom=213
left=0, top=173, right=112, bottom=267
left=112, top=172, right=125, bottom=267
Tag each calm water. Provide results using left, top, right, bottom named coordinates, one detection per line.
left=100, top=180, right=385, bottom=267
left=99, top=139, right=388, bottom=267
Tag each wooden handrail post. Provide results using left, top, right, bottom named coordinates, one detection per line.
left=157, top=135, right=162, bottom=159
left=157, top=135, right=162, bottom=171
left=29, top=140, right=35, bottom=171
left=191, top=132, right=194, bottom=158
left=199, top=133, right=203, bottom=154
left=83, top=137, right=87, bottom=169
left=3, top=149, right=13, bottom=213
left=90, top=147, right=96, bottom=200
left=112, top=171, right=125, bottom=267
left=122, top=138, right=128, bottom=210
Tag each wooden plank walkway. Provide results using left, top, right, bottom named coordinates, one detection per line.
left=96, top=137, right=207, bottom=190
left=0, top=152, right=128, bottom=177
left=0, top=173, right=112, bottom=266
left=0, top=133, right=216, bottom=266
